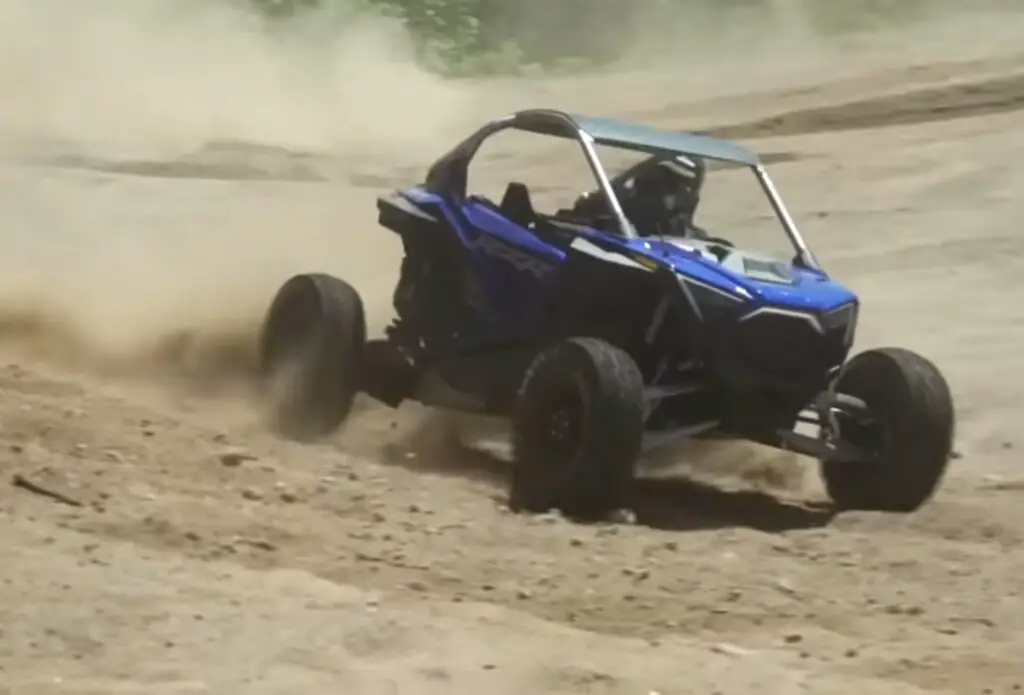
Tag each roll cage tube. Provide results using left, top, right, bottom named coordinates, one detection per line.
left=423, top=110, right=819, bottom=262
left=422, top=111, right=638, bottom=240
left=576, top=129, right=638, bottom=239
left=754, top=164, right=821, bottom=271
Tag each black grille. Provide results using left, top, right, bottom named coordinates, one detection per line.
left=731, top=306, right=853, bottom=385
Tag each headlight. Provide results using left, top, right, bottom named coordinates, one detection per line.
left=823, top=302, right=858, bottom=346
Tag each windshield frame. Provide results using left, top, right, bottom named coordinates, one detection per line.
left=750, top=164, right=821, bottom=271
left=586, top=146, right=821, bottom=272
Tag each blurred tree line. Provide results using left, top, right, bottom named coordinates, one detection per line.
left=250, top=0, right=933, bottom=75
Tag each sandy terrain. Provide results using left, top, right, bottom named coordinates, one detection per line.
left=2, top=1, right=1024, bottom=693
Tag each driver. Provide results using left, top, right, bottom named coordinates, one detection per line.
left=625, top=154, right=708, bottom=239
left=568, top=153, right=709, bottom=239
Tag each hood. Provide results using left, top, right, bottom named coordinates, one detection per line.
left=633, top=236, right=855, bottom=311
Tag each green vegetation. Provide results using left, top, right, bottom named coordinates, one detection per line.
left=250, top=0, right=945, bottom=76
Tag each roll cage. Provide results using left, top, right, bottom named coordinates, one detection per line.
left=423, top=108, right=821, bottom=271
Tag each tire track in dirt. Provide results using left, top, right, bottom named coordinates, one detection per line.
left=14, top=142, right=424, bottom=188
left=705, top=71, right=1024, bottom=139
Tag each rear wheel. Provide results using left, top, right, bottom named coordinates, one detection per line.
left=260, top=273, right=366, bottom=442
left=820, top=347, right=955, bottom=512
left=509, top=337, right=645, bottom=519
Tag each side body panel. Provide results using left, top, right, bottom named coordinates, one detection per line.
left=394, top=185, right=567, bottom=348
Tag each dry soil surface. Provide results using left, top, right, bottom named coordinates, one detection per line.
left=2, top=3, right=1024, bottom=694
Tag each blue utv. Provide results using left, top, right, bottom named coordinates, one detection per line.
left=259, top=109, right=955, bottom=519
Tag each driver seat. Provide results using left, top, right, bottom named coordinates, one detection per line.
left=499, top=182, right=537, bottom=230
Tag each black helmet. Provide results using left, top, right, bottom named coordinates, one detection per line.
left=568, top=153, right=706, bottom=235
left=617, top=153, right=705, bottom=236
left=632, top=153, right=705, bottom=219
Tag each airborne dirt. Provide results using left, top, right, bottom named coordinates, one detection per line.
left=2, top=2, right=1024, bottom=694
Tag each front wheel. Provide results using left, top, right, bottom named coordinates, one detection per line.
left=820, top=347, right=955, bottom=512
left=260, top=273, right=366, bottom=442
left=509, top=337, right=645, bottom=519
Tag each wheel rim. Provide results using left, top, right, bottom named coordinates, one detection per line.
left=530, top=376, right=587, bottom=465
left=833, top=411, right=888, bottom=462
left=544, top=393, right=583, bottom=461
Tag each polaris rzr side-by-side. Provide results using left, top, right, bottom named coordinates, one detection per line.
left=260, top=109, right=955, bottom=519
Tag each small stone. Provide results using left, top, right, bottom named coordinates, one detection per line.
left=241, top=488, right=263, bottom=501
left=783, top=633, right=803, bottom=644
left=279, top=491, right=298, bottom=504
left=516, top=588, right=532, bottom=600
left=244, top=538, right=276, bottom=552
left=775, top=579, right=798, bottom=596
left=219, top=448, right=255, bottom=467
left=711, top=642, right=751, bottom=656
left=103, top=450, right=124, bottom=463
left=537, top=511, right=564, bottom=524
left=607, top=508, right=637, bottom=525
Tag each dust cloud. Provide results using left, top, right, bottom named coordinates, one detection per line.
left=0, top=0, right=477, bottom=156
left=0, top=0, right=483, bottom=384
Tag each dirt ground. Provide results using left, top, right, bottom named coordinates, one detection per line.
left=2, top=2, right=1024, bottom=694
